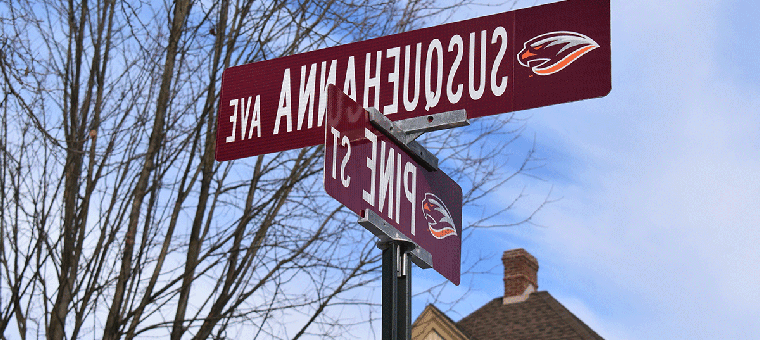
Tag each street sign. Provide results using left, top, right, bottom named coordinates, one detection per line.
left=217, top=0, right=610, bottom=161
left=324, top=85, right=462, bottom=285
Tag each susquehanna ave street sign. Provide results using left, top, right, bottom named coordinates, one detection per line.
left=323, top=85, right=463, bottom=285
left=216, top=0, right=610, bottom=161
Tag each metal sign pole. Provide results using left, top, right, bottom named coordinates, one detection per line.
left=379, top=240, right=413, bottom=340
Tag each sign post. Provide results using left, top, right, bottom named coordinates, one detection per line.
left=324, top=84, right=467, bottom=339
left=380, top=238, right=414, bottom=340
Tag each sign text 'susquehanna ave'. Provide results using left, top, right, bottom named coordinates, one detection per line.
left=323, top=85, right=463, bottom=284
left=217, top=0, right=610, bottom=161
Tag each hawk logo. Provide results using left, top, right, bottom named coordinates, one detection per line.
left=422, top=193, right=457, bottom=239
left=518, top=31, right=599, bottom=76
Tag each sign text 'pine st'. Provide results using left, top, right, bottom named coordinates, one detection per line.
left=323, top=85, right=463, bottom=285
left=216, top=0, right=610, bottom=161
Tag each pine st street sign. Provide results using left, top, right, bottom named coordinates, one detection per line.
left=216, top=0, right=610, bottom=161
left=323, top=85, right=463, bottom=285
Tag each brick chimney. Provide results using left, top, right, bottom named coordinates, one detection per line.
left=502, top=248, right=539, bottom=304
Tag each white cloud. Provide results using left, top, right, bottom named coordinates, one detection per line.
left=399, top=1, right=760, bottom=339
left=467, top=0, right=760, bottom=338
left=553, top=293, right=634, bottom=340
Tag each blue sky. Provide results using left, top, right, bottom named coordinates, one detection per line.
left=409, top=0, right=760, bottom=339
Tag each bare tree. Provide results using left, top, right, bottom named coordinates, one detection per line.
left=0, top=0, right=543, bottom=339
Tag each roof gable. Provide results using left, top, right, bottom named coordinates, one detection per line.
left=412, top=304, right=471, bottom=340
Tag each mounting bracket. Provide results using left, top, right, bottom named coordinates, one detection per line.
left=366, top=108, right=469, bottom=170
left=359, top=209, right=432, bottom=270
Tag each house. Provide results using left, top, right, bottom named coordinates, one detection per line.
left=411, top=249, right=604, bottom=340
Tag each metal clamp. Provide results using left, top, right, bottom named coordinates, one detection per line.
left=395, top=109, right=469, bottom=141
left=366, top=108, right=469, bottom=171
left=358, top=209, right=432, bottom=270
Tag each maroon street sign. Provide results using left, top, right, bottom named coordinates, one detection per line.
left=217, top=0, right=610, bottom=161
left=324, top=85, right=462, bottom=285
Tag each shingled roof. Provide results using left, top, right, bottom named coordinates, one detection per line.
left=411, top=249, right=605, bottom=340
left=455, top=291, right=604, bottom=340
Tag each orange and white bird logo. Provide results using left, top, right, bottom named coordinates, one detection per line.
left=518, top=31, right=599, bottom=75
left=422, top=193, right=457, bottom=239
